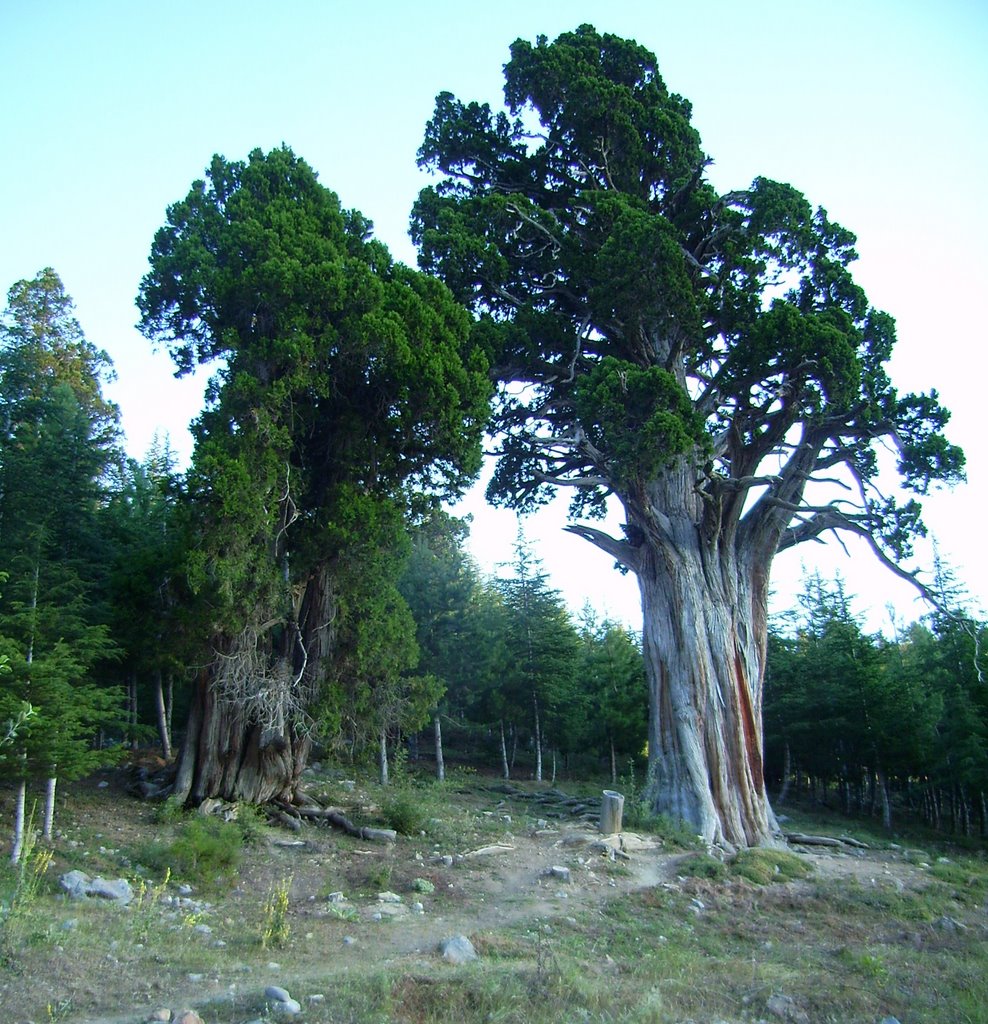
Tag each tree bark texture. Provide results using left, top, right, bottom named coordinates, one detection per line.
left=172, top=572, right=334, bottom=806
left=379, top=728, right=389, bottom=787
left=434, top=714, right=445, bottom=783
left=10, top=778, right=26, bottom=865
left=42, top=775, right=56, bottom=842
left=154, top=669, right=172, bottom=761
left=633, top=494, right=778, bottom=850
left=499, top=719, right=509, bottom=780
left=173, top=671, right=311, bottom=805
left=533, top=692, right=543, bottom=783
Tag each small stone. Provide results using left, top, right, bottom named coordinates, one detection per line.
left=343, top=935, right=355, bottom=945
left=273, top=998, right=302, bottom=1015
left=548, top=865, right=571, bottom=882
left=412, top=901, right=425, bottom=913
left=308, top=994, right=326, bottom=1003
left=265, top=985, right=292, bottom=1002
left=440, top=934, right=478, bottom=964
left=187, top=973, right=204, bottom=982
left=213, top=939, right=227, bottom=948
left=377, top=890, right=403, bottom=903
left=61, top=918, right=79, bottom=931
left=326, top=891, right=347, bottom=903
left=97, top=780, right=110, bottom=788
left=147, top=1010, right=172, bottom=1023
left=174, top=1012, right=204, bottom=1024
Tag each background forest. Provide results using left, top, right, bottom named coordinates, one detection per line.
left=0, top=266, right=984, bottom=852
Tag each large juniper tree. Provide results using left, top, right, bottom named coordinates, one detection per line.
left=412, top=26, right=964, bottom=847
left=138, top=146, right=490, bottom=805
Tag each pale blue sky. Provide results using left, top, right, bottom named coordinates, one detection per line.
left=2, top=0, right=986, bottom=628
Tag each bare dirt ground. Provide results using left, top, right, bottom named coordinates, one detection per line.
left=0, top=766, right=973, bottom=1024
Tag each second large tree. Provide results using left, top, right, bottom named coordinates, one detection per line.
left=412, top=26, right=964, bottom=847
left=138, top=147, right=490, bottom=804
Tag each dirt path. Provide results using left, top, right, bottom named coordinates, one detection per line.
left=1, top=776, right=950, bottom=1024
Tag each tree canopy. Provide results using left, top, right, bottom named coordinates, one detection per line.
left=413, top=25, right=963, bottom=560
left=137, top=146, right=491, bottom=803
left=411, top=25, right=964, bottom=846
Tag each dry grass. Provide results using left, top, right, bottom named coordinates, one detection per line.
left=0, top=767, right=986, bottom=1023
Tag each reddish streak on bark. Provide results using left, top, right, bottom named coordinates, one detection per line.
left=734, top=646, right=764, bottom=794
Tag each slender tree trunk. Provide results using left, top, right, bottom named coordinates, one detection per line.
left=778, top=742, right=791, bottom=805
left=154, top=669, right=172, bottom=761
left=10, top=777, right=26, bottom=865
left=533, top=692, right=542, bottom=783
left=636, top=534, right=778, bottom=849
left=42, top=775, right=56, bottom=842
left=499, top=719, right=510, bottom=780
left=610, top=736, right=617, bottom=786
left=379, top=728, right=389, bottom=787
left=129, top=674, right=139, bottom=750
left=877, top=769, right=892, bottom=831
left=166, top=673, right=174, bottom=743
left=550, top=747, right=557, bottom=785
left=510, top=723, right=518, bottom=772
left=434, top=714, right=445, bottom=782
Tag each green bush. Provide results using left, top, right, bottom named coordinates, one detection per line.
left=138, top=816, right=243, bottom=886
left=382, top=790, right=427, bottom=836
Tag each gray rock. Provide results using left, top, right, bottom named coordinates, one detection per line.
left=265, top=985, right=292, bottom=1002
left=272, top=998, right=302, bottom=1016
left=59, top=870, right=133, bottom=905
left=879, top=1018, right=902, bottom=1024
left=59, top=870, right=90, bottom=897
left=440, top=934, right=478, bottom=964
left=548, top=865, right=571, bottom=882
left=766, top=992, right=808, bottom=1022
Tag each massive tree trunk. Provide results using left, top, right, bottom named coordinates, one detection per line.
left=638, top=541, right=777, bottom=849
left=572, top=475, right=782, bottom=851
left=172, top=572, right=333, bottom=806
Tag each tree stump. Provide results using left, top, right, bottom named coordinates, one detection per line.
left=600, top=790, right=624, bottom=834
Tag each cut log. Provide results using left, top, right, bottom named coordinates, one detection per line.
left=600, top=790, right=625, bottom=834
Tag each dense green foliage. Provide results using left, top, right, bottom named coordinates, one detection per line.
left=764, top=572, right=988, bottom=833
left=0, top=269, right=125, bottom=801
left=136, top=147, right=491, bottom=781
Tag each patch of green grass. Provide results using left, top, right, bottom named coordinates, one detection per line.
left=674, top=851, right=729, bottom=881
left=135, top=815, right=243, bottom=887
left=926, top=857, right=988, bottom=901
left=730, top=848, right=813, bottom=885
